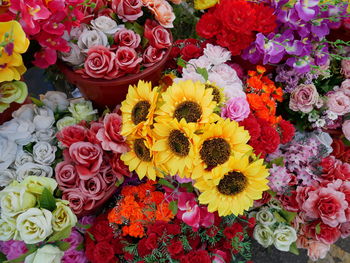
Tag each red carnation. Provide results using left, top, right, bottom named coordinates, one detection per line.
left=89, top=219, right=114, bottom=242
left=181, top=44, right=203, bottom=61
left=93, top=241, right=115, bottom=263
left=196, top=12, right=221, bottom=39
left=168, top=239, right=184, bottom=258
left=166, top=223, right=181, bottom=235
left=181, top=250, right=211, bottom=263
left=147, top=221, right=167, bottom=236
left=259, top=120, right=280, bottom=154
left=137, top=238, right=153, bottom=257
left=223, top=223, right=244, bottom=240
left=239, top=114, right=261, bottom=142
left=278, top=119, right=295, bottom=144
left=187, top=234, right=201, bottom=250
left=145, top=233, right=158, bottom=250
left=253, top=4, right=277, bottom=33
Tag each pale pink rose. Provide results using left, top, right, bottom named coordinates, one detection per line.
left=327, top=91, right=350, bottom=116
left=307, top=241, right=330, bottom=261
left=115, top=46, right=142, bottom=73
left=289, top=84, right=319, bottom=113
left=62, top=189, right=87, bottom=215
left=144, top=20, right=171, bottom=49
left=96, top=113, right=128, bottom=153
left=111, top=0, right=143, bottom=22
left=113, top=28, right=141, bottom=49
left=221, top=97, right=250, bottom=122
left=341, top=59, right=350, bottom=79
left=83, top=46, right=120, bottom=80
left=340, top=79, right=350, bottom=97
left=79, top=173, right=107, bottom=200
left=55, top=161, right=79, bottom=190
left=143, top=46, right=165, bottom=67
left=69, top=142, right=103, bottom=179
left=302, top=187, right=348, bottom=227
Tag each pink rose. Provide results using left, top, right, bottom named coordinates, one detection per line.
left=341, top=59, right=350, bottom=79
left=342, top=120, right=350, bottom=141
left=84, top=46, right=121, bottom=80
left=96, top=113, right=128, bottom=153
left=115, top=46, right=142, bottom=73
left=340, top=222, right=350, bottom=238
left=310, top=221, right=341, bottom=244
left=86, top=122, right=104, bottom=145
left=307, top=241, right=330, bottom=261
left=79, top=173, right=107, bottom=200
left=340, top=79, right=350, bottom=96
left=221, top=97, right=250, bottom=122
left=302, top=187, right=348, bottom=227
left=69, top=142, right=103, bottom=179
left=113, top=28, right=141, bottom=49
left=57, top=125, right=87, bottom=148
left=55, top=161, right=79, bottom=190
left=143, top=46, right=165, bottom=67
left=111, top=0, right=143, bottom=22
left=327, top=91, right=350, bottom=116
left=289, top=84, right=319, bottom=113
left=63, top=189, right=88, bottom=215
left=334, top=163, right=350, bottom=181
left=296, top=186, right=316, bottom=208
left=110, top=153, right=131, bottom=180
left=144, top=19, right=171, bottom=49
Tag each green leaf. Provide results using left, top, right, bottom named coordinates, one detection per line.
left=315, top=222, right=321, bottom=234
left=124, top=22, right=144, bottom=36
left=273, top=211, right=286, bottom=223
left=279, top=209, right=297, bottom=224
left=271, top=157, right=284, bottom=167
left=141, top=37, right=149, bottom=49
left=158, top=178, right=175, bottom=189
left=115, top=177, right=124, bottom=187
left=289, top=242, right=299, bottom=255
left=267, top=190, right=277, bottom=197
left=76, top=222, right=92, bottom=230
left=47, top=227, right=72, bottom=242
left=196, top=67, right=208, bottom=81
left=23, top=142, right=35, bottom=154
left=169, top=201, right=178, bottom=215
left=38, top=188, right=57, bottom=211
left=343, top=137, right=350, bottom=147
left=181, top=182, right=194, bottom=193
left=0, top=252, right=7, bottom=262
left=86, top=230, right=95, bottom=241
left=56, top=241, right=71, bottom=251
left=177, top=57, right=187, bottom=68
left=30, top=97, right=44, bottom=107
left=76, top=243, right=84, bottom=251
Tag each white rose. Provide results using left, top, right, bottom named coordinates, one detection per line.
left=52, top=200, right=77, bottom=232
left=60, top=43, right=85, bottom=67
left=12, top=104, right=35, bottom=121
left=0, top=169, right=16, bottom=187
left=256, top=209, right=276, bottom=226
left=62, top=25, right=87, bottom=41
left=24, top=245, right=64, bottom=263
left=39, top=91, right=70, bottom=112
left=0, top=184, right=36, bottom=217
left=203, top=44, right=231, bottom=65
left=22, top=176, right=57, bottom=196
left=0, top=217, right=18, bottom=241
left=268, top=199, right=282, bottom=210
left=35, top=129, right=55, bottom=143
left=253, top=224, right=274, bottom=248
left=0, top=135, right=17, bottom=170
left=273, top=225, right=297, bottom=252
left=33, top=142, right=57, bottom=165
left=91, top=16, right=123, bottom=35
left=68, top=98, right=97, bottom=122
left=77, top=29, right=109, bottom=52
left=14, top=150, right=34, bottom=168
left=56, top=116, right=77, bottom=131
left=17, top=208, right=53, bottom=244
left=0, top=119, right=35, bottom=145
left=16, top=163, right=53, bottom=181
left=33, top=107, right=55, bottom=131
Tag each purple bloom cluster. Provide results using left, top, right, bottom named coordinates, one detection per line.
left=242, top=0, right=348, bottom=73
left=0, top=240, right=27, bottom=261
left=62, top=229, right=88, bottom=263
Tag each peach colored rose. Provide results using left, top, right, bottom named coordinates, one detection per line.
left=112, top=0, right=143, bottom=22
left=115, top=46, right=142, bottom=73
left=327, top=91, right=350, bottom=116
left=143, top=46, right=165, bottom=67
left=146, top=0, right=175, bottom=28
left=113, top=28, right=141, bottom=49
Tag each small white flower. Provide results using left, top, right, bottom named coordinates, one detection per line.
left=253, top=224, right=274, bottom=248
left=68, top=98, right=97, bottom=122
left=39, top=91, right=70, bottom=112
left=273, top=225, right=297, bottom=252
left=91, top=16, right=123, bottom=35
left=268, top=199, right=282, bottom=210
left=256, top=209, right=276, bottom=226
left=56, top=116, right=77, bottom=131
left=326, top=111, right=338, bottom=120
left=51, top=200, right=77, bottom=232
left=33, top=107, right=55, bottom=131
left=0, top=217, right=18, bottom=241
left=315, top=118, right=326, bottom=128
left=33, top=142, right=57, bottom=165
left=308, top=112, right=319, bottom=122
left=0, top=119, right=35, bottom=145
left=60, top=43, right=85, bottom=67
left=16, top=162, right=53, bottom=181
left=12, top=104, right=35, bottom=121
left=0, top=169, right=16, bottom=187
left=35, top=129, right=56, bottom=143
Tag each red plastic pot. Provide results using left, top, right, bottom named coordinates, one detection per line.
left=58, top=40, right=173, bottom=111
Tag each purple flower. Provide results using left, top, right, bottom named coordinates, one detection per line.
left=62, top=250, right=88, bottom=263
left=77, top=216, right=95, bottom=233
left=63, top=229, right=84, bottom=251
left=0, top=240, right=27, bottom=261
left=221, top=97, right=250, bottom=122
left=295, top=0, right=320, bottom=21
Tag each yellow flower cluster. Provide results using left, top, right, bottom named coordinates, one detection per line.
left=120, top=79, right=269, bottom=216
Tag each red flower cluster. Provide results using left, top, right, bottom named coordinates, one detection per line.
left=331, top=138, right=350, bottom=163
left=196, top=0, right=276, bottom=56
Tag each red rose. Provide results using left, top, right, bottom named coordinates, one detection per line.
left=145, top=233, right=158, bottom=250
left=331, top=138, right=345, bottom=159
left=93, top=241, right=115, bottom=263
left=181, top=44, right=202, bottom=61
left=166, top=223, right=181, bottom=235
left=57, top=124, right=87, bottom=147
left=69, top=142, right=103, bottom=179
left=111, top=0, right=143, bottom=22
left=168, top=239, right=184, bottom=257
left=278, top=119, right=295, bottom=144
left=307, top=221, right=341, bottom=244
left=335, top=163, right=350, bottom=181
left=254, top=191, right=272, bottom=207
left=137, top=238, right=153, bottom=257
left=114, top=28, right=141, bottom=49
left=55, top=161, right=78, bottom=190
left=115, top=46, right=142, bottom=73
left=83, top=46, right=120, bottom=80
left=223, top=222, right=244, bottom=240
left=87, top=122, right=104, bottom=145
left=296, top=186, right=316, bottom=208
left=278, top=191, right=299, bottom=212
left=196, top=12, right=221, bottom=39
left=320, top=156, right=339, bottom=174
left=90, top=219, right=114, bottom=242
left=143, top=46, right=165, bottom=67
left=110, top=153, right=131, bottom=179
left=144, top=19, right=171, bottom=49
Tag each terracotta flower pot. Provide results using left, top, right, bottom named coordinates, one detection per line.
left=58, top=39, right=173, bottom=111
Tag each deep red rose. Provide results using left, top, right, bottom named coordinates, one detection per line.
left=57, top=124, right=87, bottom=147
left=90, top=219, right=114, bottom=242
left=278, top=119, right=295, bottom=144
left=278, top=191, right=299, bottom=212
left=115, top=46, right=142, bottom=73
left=145, top=233, right=158, bottom=250
left=166, top=223, right=181, bottom=235
left=168, top=239, right=184, bottom=257
left=331, top=138, right=345, bottom=159
left=223, top=223, right=244, bottom=240
left=93, top=241, right=115, bottom=263
left=196, top=12, right=221, bottom=39
left=137, top=238, right=153, bottom=257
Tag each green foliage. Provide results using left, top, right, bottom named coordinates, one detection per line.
left=0, top=252, right=7, bottom=263
left=289, top=242, right=300, bottom=255
left=158, top=178, right=175, bottom=189
left=30, top=97, right=44, bottom=107
left=23, top=142, right=35, bottom=154
left=169, top=201, right=178, bottom=215
left=38, top=188, right=57, bottom=211
left=177, top=57, right=187, bottom=68
left=196, top=67, right=209, bottom=81
left=279, top=209, right=297, bottom=224
left=171, top=4, right=199, bottom=40
left=56, top=241, right=71, bottom=251
left=124, top=22, right=144, bottom=36
left=315, top=222, right=322, bottom=234
left=47, top=227, right=72, bottom=242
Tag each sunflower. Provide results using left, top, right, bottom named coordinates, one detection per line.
left=152, top=119, right=200, bottom=178
left=194, top=156, right=269, bottom=216
left=191, top=118, right=252, bottom=181
left=204, top=81, right=225, bottom=107
left=121, top=135, right=162, bottom=180
left=155, top=80, right=218, bottom=125
left=121, top=80, right=158, bottom=138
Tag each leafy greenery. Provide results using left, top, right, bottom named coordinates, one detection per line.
left=47, top=227, right=72, bottom=242
left=38, top=188, right=57, bottom=211
left=171, top=3, right=200, bottom=40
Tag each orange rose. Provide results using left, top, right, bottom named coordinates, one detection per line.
left=148, top=0, right=175, bottom=28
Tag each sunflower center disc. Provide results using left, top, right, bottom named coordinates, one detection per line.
left=217, top=171, right=247, bottom=195
left=205, top=84, right=221, bottom=104
left=132, top=101, right=151, bottom=125
left=200, top=138, right=231, bottom=167
left=168, top=129, right=190, bottom=157
left=174, top=101, right=202, bottom=123
left=133, top=139, right=152, bottom=162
